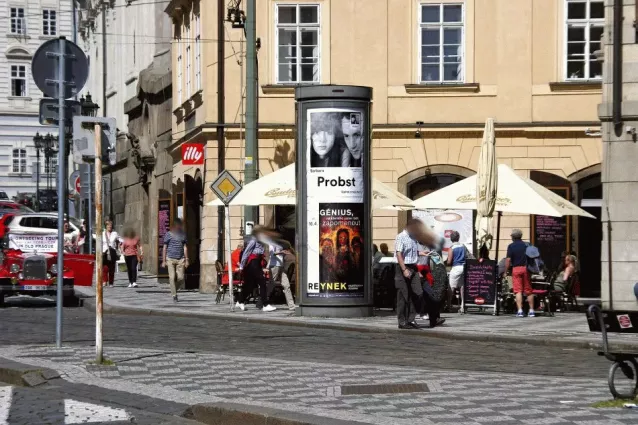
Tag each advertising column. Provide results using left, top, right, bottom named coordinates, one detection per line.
left=296, top=86, right=373, bottom=317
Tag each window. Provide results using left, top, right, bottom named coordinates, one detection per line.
left=10, top=65, right=27, bottom=97
left=565, top=0, right=604, bottom=80
left=195, top=14, right=201, bottom=91
left=43, top=9, right=57, bottom=35
left=12, top=149, right=27, bottom=173
left=186, top=40, right=192, bottom=98
left=176, top=40, right=183, bottom=104
left=44, top=156, right=57, bottom=174
left=275, top=4, right=320, bottom=84
left=419, top=3, right=464, bottom=83
left=10, top=7, right=26, bottom=35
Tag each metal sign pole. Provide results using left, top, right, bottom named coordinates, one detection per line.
left=225, top=204, right=234, bottom=310
left=95, top=124, right=104, bottom=363
left=55, top=38, right=66, bottom=348
left=88, top=164, right=93, bottom=254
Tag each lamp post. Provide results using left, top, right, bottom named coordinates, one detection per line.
left=79, top=92, right=99, bottom=254
left=33, top=133, right=44, bottom=212
left=43, top=133, right=57, bottom=196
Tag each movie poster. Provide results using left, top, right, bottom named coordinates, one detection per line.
left=306, top=108, right=366, bottom=298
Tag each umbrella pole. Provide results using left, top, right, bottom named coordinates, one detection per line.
left=494, top=211, right=502, bottom=316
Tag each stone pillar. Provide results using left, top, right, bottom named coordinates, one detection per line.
left=600, top=1, right=638, bottom=310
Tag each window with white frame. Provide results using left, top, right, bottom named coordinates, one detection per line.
left=275, top=4, right=320, bottom=84
left=10, top=7, right=26, bottom=35
left=44, top=156, right=57, bottom=174
left=176, top=39, right=183, bottom=104
left=12, top=149, right=27, bottom=173
left=43, top=9, right=57, bottom=36
left=10, top=65, right=27, bottom=97
left=565, top=0, right=603, bottom=80
left=419, top=3, right=464, bottom=83
left=186, top=33, right=192, bottom=98
left=195, top=13, right=201, bottom=91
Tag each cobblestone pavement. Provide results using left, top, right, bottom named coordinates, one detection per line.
left=0, top=380, right=203, bottom=425
left=70, top=272, right=637, bottom=349
left=1, top=344, right=638, bottom=425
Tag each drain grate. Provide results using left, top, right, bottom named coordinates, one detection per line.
left=337, top=383, right=429, bottom=396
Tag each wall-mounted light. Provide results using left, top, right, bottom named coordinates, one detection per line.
left=414, top=121, right=424, bottom=138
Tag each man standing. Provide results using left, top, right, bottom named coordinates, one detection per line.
left=238, top=226, right=277, bottom=312
left=260, top=231, right=296, bottom=311
left=505, top=229, right=535, bottom=317
left=162, top=218, right=188, bottom=303
left=394, top=219, right=424, bottom=329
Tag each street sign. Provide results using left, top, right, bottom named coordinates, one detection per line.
left=69, top=170, right=81, bottom=194
left=72, top=116, right=117, bottom=165
left=181, top=143, right=204, bottom=165
left=32, top=37, right=88, bottom=99
left=210, top=170, right=242, bottom=205
left=39, top=99, right=81, bottom=126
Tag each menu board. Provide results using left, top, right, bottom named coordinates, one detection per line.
left=532, top=187, right=570, bottom=273
left=157, top=198, right=171, bottom=277
left=463, top=259, right=496, bottom=307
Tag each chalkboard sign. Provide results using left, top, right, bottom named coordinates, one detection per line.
left=532, top=187, right=570, bottom=273
left=463, top=259, right=496, bottom=308
left=158, top=198, right=171, bottom=277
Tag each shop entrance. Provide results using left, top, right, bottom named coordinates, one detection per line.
left=577, top=173, right=602, bottom=298
left=183, top=172, right=202, bottom=289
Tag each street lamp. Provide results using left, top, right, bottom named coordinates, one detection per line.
left=33, top=133, right=45, bottom=212
left=80, top=92, right=99, bottom=117
left=43, top=133, right=57, bottom=195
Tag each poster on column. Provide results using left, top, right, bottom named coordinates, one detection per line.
left=306, top=108, right=366, bottom=298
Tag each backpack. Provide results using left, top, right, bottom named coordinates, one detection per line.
left=428, top=252, right=449, bottom=302
left=525, top=244, right=542, bottom=275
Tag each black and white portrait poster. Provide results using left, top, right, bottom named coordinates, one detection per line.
left=306, top=108, right=367, bottom=298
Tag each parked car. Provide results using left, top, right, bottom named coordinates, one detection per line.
left=5, top=213, right=82, bottom=240
left=0, top=191, right=9, bottom=200
left=0, top=214, right=15, bottom=240
left=37, top=189, right=58, bottom=212
left=0, top=201, right=34, bottom=218
left=14, top=192, right=35, bottom=209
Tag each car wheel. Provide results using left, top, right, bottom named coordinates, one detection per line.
left=63, top=294, right=79, bottom=307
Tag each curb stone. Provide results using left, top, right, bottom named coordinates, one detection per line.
left=77, top=295, right=638, bottom=352
left=0, top=357, right=60, bottom=387
left=184, top=402, right=370, bottom=425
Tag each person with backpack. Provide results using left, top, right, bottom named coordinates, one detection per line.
left=505, top=229, right=535, bottom=317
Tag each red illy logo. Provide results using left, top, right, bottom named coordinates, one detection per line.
left=181, top=144, right=204, bottom=165
left=474, top=297, right=485, bottom=305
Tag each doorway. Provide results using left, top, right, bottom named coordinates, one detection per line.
left=577, top=173, right=602, bottom=298
left=183, top=173, right=202, bottom=290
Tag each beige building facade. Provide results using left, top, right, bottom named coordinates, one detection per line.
left=165, top=0, right=604, bottom=296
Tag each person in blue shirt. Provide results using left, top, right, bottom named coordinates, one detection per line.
left=447, top=231, right=471, bottom=310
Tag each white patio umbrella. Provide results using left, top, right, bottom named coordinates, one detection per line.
left=412, top=164, right=595, bottom=219
left=206, top=164, right=415, bottom=210
left=476, top=118, right=498, bottom=250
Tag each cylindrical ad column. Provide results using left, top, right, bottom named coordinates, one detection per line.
left=295, top=85, right=373, bottom=317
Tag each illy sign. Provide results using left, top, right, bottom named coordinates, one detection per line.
left=182, top=143, right=204, bottom=165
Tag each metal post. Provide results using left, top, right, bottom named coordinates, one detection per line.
left=88, top=164, right=93, bottom=254
left=244, top=0, right=257, bottom=223
left=35, top=149, right=40, bottom=212
left=94, top=124, right=103, bottom=363
left=225, top=205, right=234, bottom=310
left=55, top=37, right=66, bottom=348
left=217, top=0, right=226, bottom=262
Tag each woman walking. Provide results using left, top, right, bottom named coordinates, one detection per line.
left=103, top=220, right=120, bottom=287
left=121, top=228, right=143, bottom=288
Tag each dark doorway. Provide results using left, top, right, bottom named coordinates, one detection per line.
left=577, top=173, right=602, bottom=298
left=274, top=205, right=296, bottom=248
left=408, top=173, right=465, bottom=200
left=184, top=173, right=202, bottom=290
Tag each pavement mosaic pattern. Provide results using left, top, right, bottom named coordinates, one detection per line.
left=2, top=344, right=638, bottom=425
left=72, top=272, right=638, bottom=349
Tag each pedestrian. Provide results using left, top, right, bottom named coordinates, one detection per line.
left=237, top=226, right=276, bottom=312
left=121, top=228, right=143, bottom=288
left=260, top=230, right=296, bottom=311
left=505, top=229, right=535, bottom=317
left=63, top=220, right=77, bottom=253
left=102, top=220, right=120, bottom=288
left=161, top=218, right=188, bottom=302
left=446, top=231, right=471, bottom=311
left=394, top=219, right=425, bottom=329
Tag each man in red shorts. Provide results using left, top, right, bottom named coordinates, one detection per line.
left=505, top=229, right=535, bottom=317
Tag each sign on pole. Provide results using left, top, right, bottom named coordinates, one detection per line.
left=39, top=99, right=81, bottom=126
left=32, top=36, right=88, bottom=349
left=72, top=116, right=117, bottom=166
left=210, top=170, right=242, bottom=311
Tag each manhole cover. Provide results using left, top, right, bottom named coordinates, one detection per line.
left=338, top=383, right=430, bottom=396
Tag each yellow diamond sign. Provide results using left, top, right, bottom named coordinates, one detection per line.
left=210, top=170, right=242, bottom=205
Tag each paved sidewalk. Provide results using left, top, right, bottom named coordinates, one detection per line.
left=74, top=272, right=638, bottom=350
left=1, top=344, right=638, bottom=425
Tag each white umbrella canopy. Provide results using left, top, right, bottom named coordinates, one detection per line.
left=476, top=118, right=498, bottom=249
left=412, top=164, right=595, bottom=219
left=206, top=163, right=415, bottom=210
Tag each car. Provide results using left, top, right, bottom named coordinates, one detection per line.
left=0, top=191, right=9, bottom=200
left=37, top=189, right=58, bottom=212
left=0, top=201, right=34, bottom=219
left=14, top=192, right=35, bottom=209
left=5, top=213, right=82, bottom=240
left=0, top=214, right=15, bottom=240
left=0, top=233, right=96, bottom=306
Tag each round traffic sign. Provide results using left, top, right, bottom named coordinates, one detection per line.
left=75, top=176, right=81, bottom=193
left=32, top=37, right=88, bottom=99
